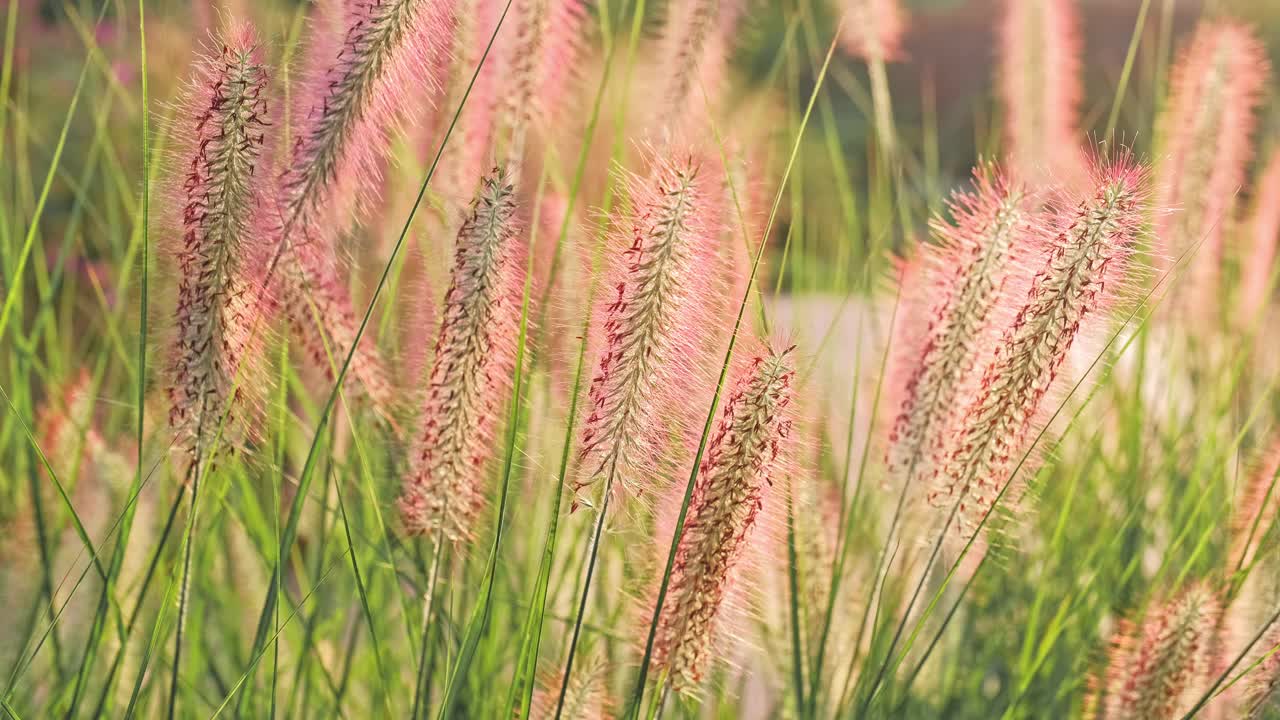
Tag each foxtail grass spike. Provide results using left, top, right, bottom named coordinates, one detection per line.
left=1155, top=21, right=1268, bottom=320
left=284, top=0, right=453, bottom=227
left=931, top=153, right=1148, bottom=536
left=165, top=25, right=272, bottom=459
left=273, top=0, right=453, bottom=417
left=888, top=166, right=1033, bottom=485
left=500, top=0, right=587, bottom=167
left=1092, top=585, right=1220, bottom=720
left=398, top=167, right=523, bottom=543
left=999, top=0, right=1085, bottom=184
left=575, top=152, right=716, bottom=508
left=648, top=343, right=797, bottom=693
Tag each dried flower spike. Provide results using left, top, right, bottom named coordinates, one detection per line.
left=888, top=166, right=1033, bottom=484
left=649, top=343, right=796, bottom=693
left=398, top=168, right=523, bottom=543
left=575, top=152, right=717, bottom=507
left=999, top=0, right=1085, bottom=184
left=166, top=26, right=272, bottom=458
left=1155, top=21, right=1268, bottom=319
left=931, top=154, right=1147, bottom=535
left=1093, top=585, right=1220, bottom=720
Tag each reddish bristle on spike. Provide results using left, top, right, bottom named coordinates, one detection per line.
left=648, top=342, right=797, bottom=694
left=999, top=0, right=1085, bottom=185
left=398, top=168, right=524, bottom=544
left=165, top=24, right=274, bottom=460
left=1092, top=585, right=1220, bottom=720
left=1154, top=21, right=1268, bottom=321
left=931, top=152, right=1148, bottom=537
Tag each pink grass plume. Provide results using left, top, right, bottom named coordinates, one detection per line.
left=1090, top=584, right=1221, bottom=719
left=647, top=342, right=798, bottom=694
left=398, top=167, right=524, bottom=543
left=836, top=0, right=904, bottom=62
left=1240, top=148, right=1280, bottom=324
left=1155, top=21, right=1268, bottom=322
left=273, top=0, right=455, bottom=420
left=574, top=149, right=722, bottom=509
left=999, top=0, right=1085, bottom=185
left=887, top=165, right=1035, bottom=486
left=165, top=24, right=274, bottom=460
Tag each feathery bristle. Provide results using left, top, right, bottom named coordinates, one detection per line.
left=888, top=166, right=1034, bottom=485
left=649, top=343, right=796, bottom=693
left=931, top=154, right=1147, bottom=536
left=1155, top=21, right=1268, bottom=319
left=1240, top=148, right=1280, bottom=323
left=166, top=26, right=272, bottom=459
left=999, top=0, right=1085, bottom=184
left=398, top=168, right=523, bottom=543
left=1095, top=585, right=1220, bottom=720
left=575, top=152, right=718, bottom=507
left=837, top=0, right=905, bottom=61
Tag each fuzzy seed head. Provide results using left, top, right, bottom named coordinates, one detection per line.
left=1155, top=21, right=1268, bottom=315
left=650, top=344, right=796, bottom=693
left=1096, top=585, right=1220, bottom=720
left=398, top=168, right=523, bottom=543
left=999, top=0, right=1085, bottom=184
left=285, top=0, right=452, bottom=227
left=888, top=166, right=1033, bottom=484
left=837, top=0, right=905, bottom=61
left=166, top=26, right=272, bottom=458
left=575, top=153, right=716, bottom=506
left=931, top=155, right=1147, bottom=535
